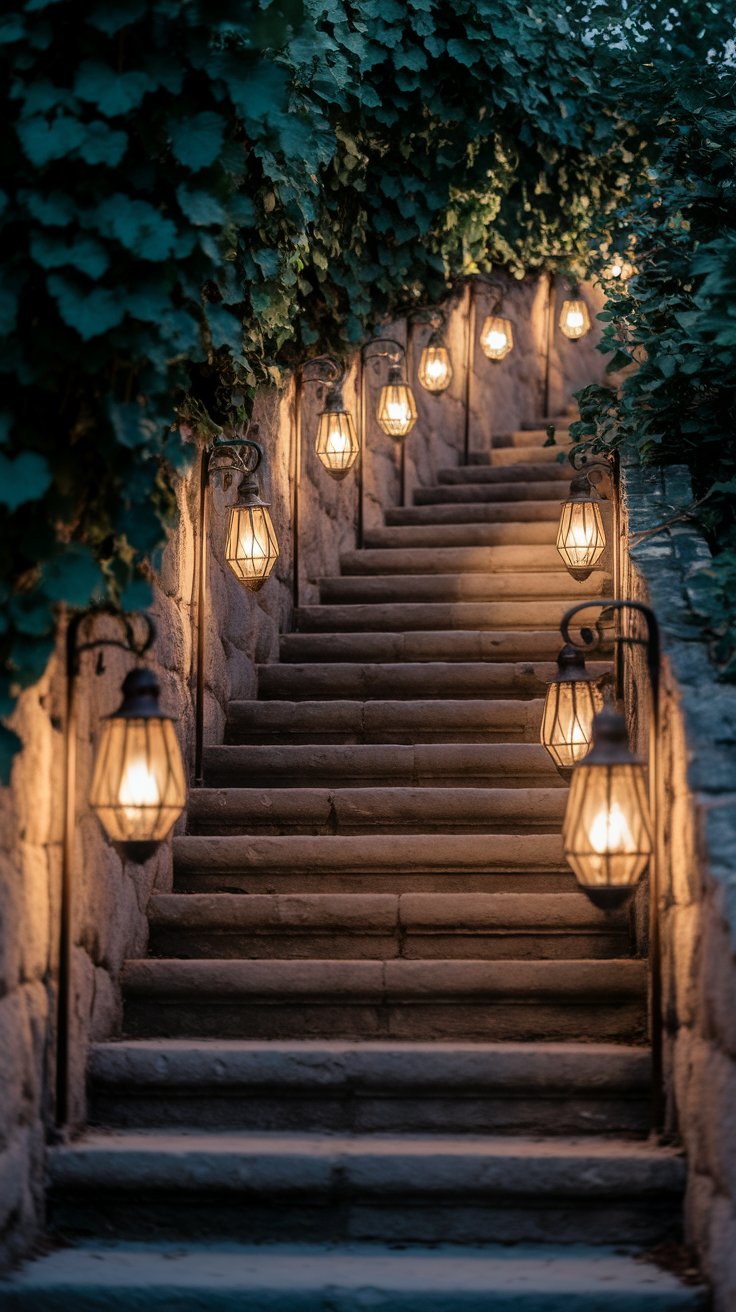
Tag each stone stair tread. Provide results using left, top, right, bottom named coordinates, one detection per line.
left=339, top=545, right=563, bottom=573
left=318, top=573, right=598, bottom=604
left=254, top=667, right=610, bottom=705
left=89, top=1038, right=651, bottom=1090
left=414, top=483, right=568, bottom=503
left=386, top=502, right=563, bottom=524
left=294, top=600, right=607, bottom=633
left=0, top=1241, right=706, bottom=1310
left=363, top=524, right=557, bottom=547
left=148, top=891, right=617, bottom=932
left=174, top=831, right=567, bottom=877
left=278, top=630, right=609, bottom=663
left=50, top=1129, right=683, bottom=1192
left=186, top=787, right=567, bottom=833
left=123, top=957, right=647, bottom=999
left=436, top=464, right=570, bottom=485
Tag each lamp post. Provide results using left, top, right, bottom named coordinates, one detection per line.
left=195, top=426, right=278, bottom=784
left=414, top=309, right=453, bottom=394
left=59, top=607, right=185, bottom=1132
left=557, top=598, right=664, bottom=1129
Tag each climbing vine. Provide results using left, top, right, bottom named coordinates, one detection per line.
left=0, top=0, right=730, bottom=773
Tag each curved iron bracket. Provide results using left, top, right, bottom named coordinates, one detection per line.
left=559, top=598, right=660, bottom=721
left=67, top=606, right=156, bottom=680
left=361, top=337, right=406, bottom=377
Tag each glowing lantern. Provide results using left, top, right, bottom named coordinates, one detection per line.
left=314, top=381, right=360, bottom=479
left=377, top=366, right=418, bottom=438
left=541, top=645, right=606, bottom=774
left=90, top=668, right=186, bottom=861
left=418, top=340, right=453, bottom=393
left=603, top=253, right=635, bottom=283
left=556, top=473, right=606, bottom=581
left=559, top=298, right=591, bottom=341
left=224, top=468, right=279, bottom=589
left=480, top=315, right=514, bottom=361
left=562, top=705, right=652, bottom=907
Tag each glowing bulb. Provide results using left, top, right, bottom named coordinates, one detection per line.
left=559, top=298, right=591, bottom=341
left=377, top=375, right=417, bottom=438
left=118, top=758, right=160, bottom=824
left=419, top=344, right=452, bottom=393
left=315, top=407, right=360, bottom=479
left=480, top=315, right=514, bottom=361
left=589, top=802, right=633, bottom=854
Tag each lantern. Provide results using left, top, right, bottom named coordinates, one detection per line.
left=541, top=645, right=606, bottom=774
left=377, top=365, right=417, bottom=438
left=90, top=667, right=187, bottom=861
left=314, top=381, right=360, bottom=479
left=559, top=298, right=591, bottom=341
left=224, top=468, right=279, bottom=589
left=418, top=339, right=453, bottom=393
left=562, top=705, right=652, bottom=907
left=556, top=473, right=606, bottom=581
left=480, top=315, right=514, bottom=361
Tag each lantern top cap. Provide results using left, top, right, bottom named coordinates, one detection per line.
left=110, top=667, right=172, bottom=721
left=324, top=381, right=347, bottom=412
left=386, top=363, right=405, bottom=386
left=553, top=643, right=596, bottom=682
left=568, top=470, right=603, bottom=501
left=582, top=705, right=642, bottom=768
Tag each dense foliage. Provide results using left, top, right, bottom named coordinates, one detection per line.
left=0, top=0, right=643, bottom=775
left=571, top=7, right=736, bottom=672
left=1, top=0, right=734, bottom=773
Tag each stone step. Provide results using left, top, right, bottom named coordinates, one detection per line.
left=201, top=742, right=563, bottom=789
left=386, top=502, right=562, bottom=524
left=522, top=414, right=577, bottom=430
left=363, top=523, right=556, bottom=548
left=489, top=446, right=570, bottom=467
left=122, top=957, right=647, bottom=1042
left=318, top=573, right=601, bottom=606
left=278, top=630, right=604, bottom=664
left=492, top=425, right=573, bottom=448
left=340, top=544, right=562, bottom=574
left=294, top=599, right=600, bottom=633
left=254, top=662, right=610, bottom=706
left=414, top=482, right=566, bottom=504
left=88, top=1039, right=652, bottom=1136
left=48, top=1131, right=680, bottom=1244
left=174, top=827, right=572, bottom=895
left=186, top=787, right=566, bottom=836
left=146, top=891, right=627, bottom=962
left=0, top=1240, right=706, bottom=1311
left=436, top=463, right=570, bottom=486
left=230, top=695, right=549, bottom=740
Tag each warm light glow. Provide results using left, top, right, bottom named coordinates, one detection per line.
left=480, top=315, right=514, bottom=361
left=377, top=378, right=418, bottom=438
left=315, top=408, right=360, bottom=479
left=225, top=502, right=279, bottom=589
left=559, top=298, right=591, bottom=341
left=418, top=344, right=452, bottom=393
left=90, top=670, right=186, bottom=853
left=603, top=253, right=635, bottom=282
left=556, top=496, right=606, bottom=579
left=562, top=706, right=653, bottom=900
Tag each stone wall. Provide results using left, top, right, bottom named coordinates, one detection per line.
left=620, top=455, right=736, bottom=1311
left=0, top=273, right=603, bottom=1271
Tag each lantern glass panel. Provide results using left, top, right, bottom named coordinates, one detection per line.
left=480, top=315, right=513, bottom=361
left=556, top=498, right=606, bottom=573
left=559, top=299, right=591, bottom=340
left=90, top=717, right=186, bottom=845
left=225, top=503, right=279, bottom=589
left=541, top=677, right=605, bottom=771
left=418, top=344, right=452, bottom=393
left=377, top=382, right=418, bottom=438
left=315, top=410, right=360, bottom=479
left=563, top=761, right=652, bottom=890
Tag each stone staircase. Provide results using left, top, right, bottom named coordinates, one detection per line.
left=1, top=418, right=707, bottom=1308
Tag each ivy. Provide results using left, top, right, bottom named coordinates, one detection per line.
left=0, top=0, right=730, bottom=777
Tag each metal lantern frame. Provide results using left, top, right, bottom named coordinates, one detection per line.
left=360, top=336, right=416, bottom=516
left=413, top=308, right=453, bottom=394
left=540, top=643, right=607, bottom=776
left=556, top=449, right=615, bottom=583
left=308, top=356, right=361, bottom=482
left=479, top=309, right=514, bottom=361
left=558, top=597, right=664, bottom=1129
left=559, top=288, right=592, bottom=341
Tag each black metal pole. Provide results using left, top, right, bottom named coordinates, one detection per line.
left=544, top=272, right=555, bottom=420
left=356, top=358, right=364, bottom=548
left=293, top=370, right=302, bottom=614
left=463, top=280, right=476, bottom=463
left=194, top=448, right=209, bottom=787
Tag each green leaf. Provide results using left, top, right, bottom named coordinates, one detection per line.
left=169, top=111, right=226, bottom=170
left=0, top=452, right=52, bottom=508
left=74, top=60, right=154, bottom=116
left=47, top=274, right=124, bottom=338
left=41, top=544, right=104, bottom=605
